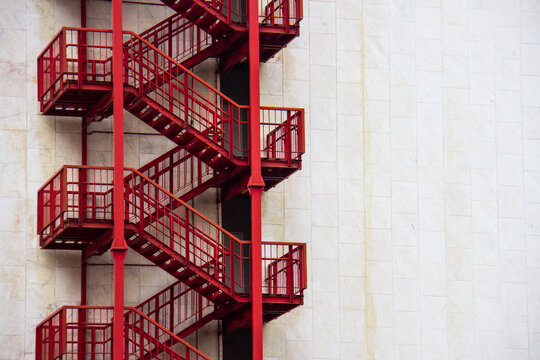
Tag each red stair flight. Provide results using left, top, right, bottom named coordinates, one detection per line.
left=35, top=0, right=306, bottom=358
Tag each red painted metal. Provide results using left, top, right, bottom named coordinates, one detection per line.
left=36, top=0, right=306, bottom=356
left=36, top=165, right=306, bottom=298
left=112, top=0, right=127, bottom=358
left=138, top=146, right=215, bottom=198
left=35, top=306, right=212, bottom=360
left=36, top=28, right=304, bottom=169
left=81, top=0, right=86, bottom=28
left=159, top=0, right=302, bottom=28
left=247, top=0, right=265, bottom=358
left=138, top=13, right=215, bottom=66
left=35, top=167, right=306, bottom=355
left=134, top=280, right=216, bottom=336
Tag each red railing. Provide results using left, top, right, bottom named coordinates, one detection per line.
left=35, top=306, right=112, bottom=360
left=139, top=13, right=214, bottom=66
left=260, top=0, right=303, bottom=28
left=125, top=308, right=211, bottom=360
left=37, top=28, right=304, bottom=163
left=125, top=167, right=251, bottom=295
left=37, top=28, right=113, bottom=113
left=36, top=148, right=215, bottom=243
left=35, top=306, right=211, bottom=360
left=36, top=166, right=115, bottom=244
left=261, top=107, right=304, bottom=163
left=37, top=30, right=66, bottom=112
left=138, top=146, right=215, bottom=199
left=263, top=242, right=306, bottom=299
left=37, top=166, right=307, bottom=298
left=135, top=281, right=215, bottom=336
left=122, top=30, right=250, bottom=158
left=183, top=0, right=302, bottom=27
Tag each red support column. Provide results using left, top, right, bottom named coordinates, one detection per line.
left=80, top=0, right=86, bottom=28
left=81, top=119, right=87, bottom=305
left=111, top=0, right=127, bottom=358
left=248, top=1, right=264, bottom=360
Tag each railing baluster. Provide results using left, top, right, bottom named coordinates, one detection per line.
left=169, top=287, right=175, bottom=336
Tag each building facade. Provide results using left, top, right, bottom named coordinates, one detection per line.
left=1, top=0, right=540, bottom=358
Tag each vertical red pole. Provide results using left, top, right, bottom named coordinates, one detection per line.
left=248, top=1, right=264, bottom=359
left=112, top=0, right=127, bottom=359
left=80, top=0, right=86, bottom=28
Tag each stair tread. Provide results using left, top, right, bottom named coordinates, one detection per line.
left=198, top=148, right=218, bottom=161
left=176, top=268, right=196, bottom=280
left=140, top=244, right=159, bottom=256
left=128, top=235, right=147, bottom=248
left=196, top=12, right=217, bottom=28
left=209, top=292, right=230, bottom=303
left=163, top=260, right=182, bottom=272
left=150, top=115, right=170, bottom=129
left=208, top=155, right=230, bottom=168
left=172, top=0, right=194, bottom=12
left=140, top=108, right=159, bottom=122
left=184, top=5, right=205, bottom=21
left=163, top=123, right=183, bottom=137
left=185, top=274, right=206, bottom=287
left=151, top=252, right=170, bottom=264
left=199, top=284, right=219, bottom=296
left=208, top=20, right=231, bottom=38
left=176, top=132, right=195, bottom=145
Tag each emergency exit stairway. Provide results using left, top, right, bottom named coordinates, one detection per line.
left=35, top=0, right=305, bottom=358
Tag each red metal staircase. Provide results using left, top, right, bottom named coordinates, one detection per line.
left=36, top=306, right=212, bottom=359
left=35, top=1, right=305, bottom=358
left=36, top=165, right=306, bottom=357
left=38, top=27, right=304, bottom=192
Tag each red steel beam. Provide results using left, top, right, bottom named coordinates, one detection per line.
left=111, top=0, right=127, bottom=358
left=248, top=0, right=264, bottom=359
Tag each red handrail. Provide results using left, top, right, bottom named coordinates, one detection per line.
left=37, top=28, right=304, bottom=164
left=175, top=0, right=303, bottom=26
left=138, top=145, right=215, bottom=198
left=35, top=306, right=212, bottom=360
left=37, top=165, right=307, bottom=298
left=138, top=13, right=214, bottom=65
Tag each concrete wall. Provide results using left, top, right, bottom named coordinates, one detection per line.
left=0, top=0, right=540, bottom=359
left=260, top=0, right=540, bottom=359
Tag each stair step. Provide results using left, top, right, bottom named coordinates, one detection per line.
left=124, top=228, right=137, bottom=239
left=151, top=251, right=170, bottom=265
left=150, top=115, right=170, bottom=130
left=208, top=20, right=231, bottom=38
left=123, top=92, right=136, bottom=104
left=176, top=132, right=194, bottom=145
left=184, top=5, right=205, bottom=21
left=163, top=260, right=182, bottom=273
left=209, top=291, right=230, bottom=303
left=177, top=268, right=195, bottom=280
left=208, top=155, right=230, bottom=168
left=163, top=123, right=182, bottom=137
left=199, top=284, right=219, bottom=296
left=185, top=274, right=206, bottom=288
left=172, top=0, right=193, bottom=12
left=198, top=148, right=218, bottom=161
left=128, top=235, right=147, bottom=248
left=140, top=108, right=159, bottom=122
left=196, top=12, right=217, bottom=28
left=126, top=99, right=147, bottom=114
left=186, top=139, right=206, bottom=153
left=140, top=244, right=159, bottom=257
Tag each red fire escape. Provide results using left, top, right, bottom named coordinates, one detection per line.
left=34, top=0, right=305, bottom=359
